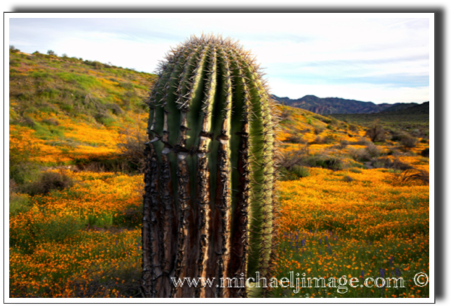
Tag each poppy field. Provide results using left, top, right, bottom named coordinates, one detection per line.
left=8, top=49, right=430, bottom=299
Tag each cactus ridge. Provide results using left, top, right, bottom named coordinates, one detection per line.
left=142, top=34, right=279, bottom=298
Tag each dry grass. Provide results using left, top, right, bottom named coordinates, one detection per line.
left=280, top=144, right=309, bottom=171
left=117, top=122, right=149, bottom=173
left=393, top=168, right=429, bottom=185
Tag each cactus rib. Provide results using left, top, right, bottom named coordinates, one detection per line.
left=142, top=35, right=278, bottom=298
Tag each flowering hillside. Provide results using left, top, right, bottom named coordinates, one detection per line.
left=8, top=49, right=429, bottom=298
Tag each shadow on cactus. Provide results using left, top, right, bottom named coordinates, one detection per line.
left=141, top=34, right=280, bottom=298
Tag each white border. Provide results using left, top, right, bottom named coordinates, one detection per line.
left=4, top=12, right=435, bottom=304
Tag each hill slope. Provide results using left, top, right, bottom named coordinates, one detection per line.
left=9, top=49, right=156, bottom=168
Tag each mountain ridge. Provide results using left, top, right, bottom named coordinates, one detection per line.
left=271, top=94, right=427, bottom=115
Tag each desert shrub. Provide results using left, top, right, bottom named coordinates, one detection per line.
left=304, top=155, right=344, bottom=171
left=19, top=171, right=74, bottom=196
left=117, top=124, right=149, bottom=173
left=313, top=126, right=324, bottom=135
left=371, top=157, right=413, bottom=171
left=332, top=140, right=349, bottom=150
left=74, top=157, right=135, bottom=173
left=325, top=132, right=340, bottom=142
left=9, top=193, right=32, bottom=216
left=348, top=124, right=358, bottom=133
left=279, top=145, right=310, bottom=180
left=280, top=165, right=310, bottom=181
left=291, top=165, right=310, bottom=177
left=70, top=259, right=142, bottom=298
left=115, top=206, right=143, bottom=228
left=10, top=131, right=41, bottom=185
left=401, top=135, right=418, bottom=148
left=10, top=161, right=41, bottom=187
left=391, top=131, right=418, bottom=148
left=41, top=118, right=59, bottom=126
left=279, top=145, right=309, bottom=171
left=95, top=113, right=116, bottom=127
left=281, top=108, right=293, bottom=121
left=284, top=135, right=307, bottom=144
left=117, top=81, right=134, bottom=90
left=409, top=129, right=421, bottom=137
left=10, top=58, right=21, bottom=67
left=311, top=135, right=331, bottom=144
left=365, top=143, right=380, bottom=157
left=350, top=137, right=371, bottom=146
left=420, top=148, right=429, bottom=157
left=10, top=215, right=84, bottom=253
left=10, top=45, right=20, bottom=53
left=37, top=102, right=59, bottom=114
left=393, top=168, right=429, bottom=185
left=106, top=103, right=124, bottom=115
left=364, top=119, right=386, bottom=142
left=348, top=144, right=380, bottom=162
left=391, top=130, right=414, bottom=143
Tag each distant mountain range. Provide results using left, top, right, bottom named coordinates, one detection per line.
left=271, top=94, right=429, bottom=115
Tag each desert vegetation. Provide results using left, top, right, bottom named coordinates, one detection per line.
left=8, top=47, right=429, bottom=298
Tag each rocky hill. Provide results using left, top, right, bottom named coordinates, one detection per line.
left=272, top=94, right=424, bottom=115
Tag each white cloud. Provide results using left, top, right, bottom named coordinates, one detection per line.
left=8, top=15, right=431, bottom=103
left=269, top=78, right=429, bottom=104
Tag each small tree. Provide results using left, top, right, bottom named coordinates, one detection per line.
left=47, top=50, right=56, bottom=56
left=9, top=45, right=20, bottom=53
left=117, top=121, right=148, bottom=172
left=365, top=119, right=386, bottom=142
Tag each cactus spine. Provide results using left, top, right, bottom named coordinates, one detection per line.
left=142, top=35, right=279, bottom=298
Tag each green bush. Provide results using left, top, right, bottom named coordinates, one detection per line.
left=304, top=155, right=344, bottom=170
left=10, top=215, right=84, bottom=253
left=9, top=193, right=32, bottom=216
left=86, top=213, right=114, bottom=229
left=9, top=45, right=20, bottom=53
left=401, top=135, right=418, bottom=148
left=291, top=165, right=311, bottom=178
left=114, top=205, right=143, bottom=228
left=9, top=131, right=41, bottom=185
left=94, top=113, right=116, bottom=127
left=41, top=118, right=59, bottom=126
left=280, top=165, right=310, bottom=181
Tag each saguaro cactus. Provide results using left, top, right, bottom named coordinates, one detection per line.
left=141, top=35, right=279, bottom=298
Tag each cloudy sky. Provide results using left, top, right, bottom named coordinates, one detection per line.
left=7, top=13, right=432, bottom=104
